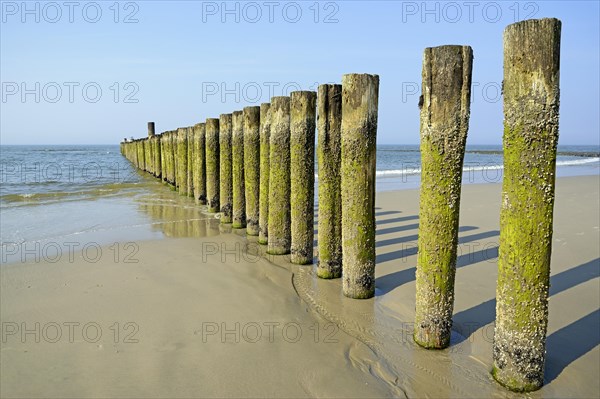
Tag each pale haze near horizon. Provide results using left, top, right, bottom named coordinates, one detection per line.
left=1, top=1, right=598, bottom=145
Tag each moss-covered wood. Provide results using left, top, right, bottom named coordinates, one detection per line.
left=232, top=111, right=246, bottom=228
left=138, top=139, right=146, bottom=171
left=414, top=45, right=473, bottom=349
left=290, top=91, right=317, bottom=264
left=341, top=73, right=379, bottom=299
left=267, top=96, right=291, bottom=255
left=244, top=106, right=261, bottom=236
left=219, top=114, right=233, bottom=223
left=169, top=131, right=176, bottom=186
left=186, top=126, right=193, bottom=197
left=492, top=18, right=561, bottom=393
left=317, top=84, right=343, bottom=278
left=205, top=118, right=220, bottom=213
left=192, top=123, right=207, bottom=204
left=258, top=103, right=271, bottom=244
left=160, top=133, right=167, bottom=182
left=153, top=135, right=161, bottom=179
left=176, top=127, right=188, bottom=195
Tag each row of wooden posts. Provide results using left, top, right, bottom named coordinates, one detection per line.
left=121, top=18, right=561, bottom=393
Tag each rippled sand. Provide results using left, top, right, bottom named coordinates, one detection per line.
left=1, top=175, right=598, bottom=398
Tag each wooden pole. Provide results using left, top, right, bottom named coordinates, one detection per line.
left=232, top=110, right=246, bottom=228
left=192, top=123, right=207, bottom=204
left=317, top=84, right=343, bottom=278
left=340, top=73, right=379, bottom=299
left=267, top=96, right=291, bottom=255
left=258, top=103, right=271, bottom=245
left=290, top=91, right=317, bottom=264
left=219, top=114, right=233, bottom=223
left=176, top=127, right=188, bottom=195
left=493, top=18, right=561, bottom=392
left=243, top=106, right=261, bottom=236
left=205, top=119, right=220, bottom=212
left=414, top=45, right=473, bottom=349
left=148, top=122, right=155, bottom=137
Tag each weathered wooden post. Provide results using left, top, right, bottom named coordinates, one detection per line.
left=341, top=73, right=379, bottom=299
left=160, top=133, right=167, bottom=182
left=164, top=132, right=171, bottom=184
left=192, top=123, right=207, bottom=204
left=232, top=110, right=246, bottom=228
left=176, top=127, right=188, bottom=194
left=148, top=122, right=155, bottom=175
left=139, top=139, right=146, bottom=171
left=205, top=118, right=220, bottom=212
left=243, top=106, right=261, bottom=236
left=219, top=114, right=233, bottom=223
left=414, top=45, right=473, bottom=349
left=169, top=131, right=176, bottom=186
left=186, top=126, right=194, bottom=197
left=493, top=18, right=561, bottom=392
left=258, top=103, right=271, bottom=244
left=317, top=84, right=343, bottom=278
left=267, top=97, right=292, bottom=254
left=154, top=134, right=161, bottom=179
left=290, top=91, right=317, bottom=264
left=148, top=122, right=155, bottom=137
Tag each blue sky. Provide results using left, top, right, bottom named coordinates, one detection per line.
left=1, top=0, right=599, bottom=145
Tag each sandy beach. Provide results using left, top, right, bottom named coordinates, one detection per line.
left=1, top=175, right=598, bottom=398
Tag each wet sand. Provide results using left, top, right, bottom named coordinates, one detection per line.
left=1, top=175, right=598, bottom=398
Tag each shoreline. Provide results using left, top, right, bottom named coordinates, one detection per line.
left=1, top=175, right=599, bottom=397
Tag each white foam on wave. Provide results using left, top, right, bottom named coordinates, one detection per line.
left=313, top=157, right=599, bottom=180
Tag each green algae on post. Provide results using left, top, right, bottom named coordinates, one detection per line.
left=414, top=45, right=473, bottom=350
left=317, top=84, right=343, bottom=278
left=160, top=133, right=167, bottom=182
left=290, top=91, right=317, bottom=264
left=205, top=118, right=220, bottom=213
left=493, top=18, right=561, bottom=393
left=244, top=106, right=261, bottom=236
left=176, top=127, right=188, bottom=195
left=219, top=114, right=233, bottom=223
left=169, top=130, right=177, bottom=186
left=152, top=134, right=162, bottom=179
left=186, top=126, right=194, bottom=197
left=258, top=103, right=271, bottom=244
left=192, top=123, right=207, bottom=204
left=267, top=96, right=291, bottom=255
left=341, top=73, right=379, bottom=299
left=232, top=111, right=246, bottom=228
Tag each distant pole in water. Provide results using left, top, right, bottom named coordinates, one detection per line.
left=317, top=84, right=343, bottom=278
left=258, top=103, right=271, bottom=245
left=243, top=106, right=261, bottom=236
left=267, top=96, right=291, bottom=255
left=290, top=91, right=317, bottom=265
left=219, top=114, right=233, bottom=223
left=148, top=122, right=155, bottom=137
left=493, top=18, right=561, bottom=392
left=176, top=127, right=189, bottom=195
left=341, top=73, right=379, bottom=299
left=232, top=110, right=246, bottom=228
left=205, top=118, right=220, bottom=212
left=414, top=45, right=473, bottom=349
left=192, top=123, right=207, bottom=204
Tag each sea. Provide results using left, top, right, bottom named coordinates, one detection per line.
left=1, top=144, right=598, bottom=264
